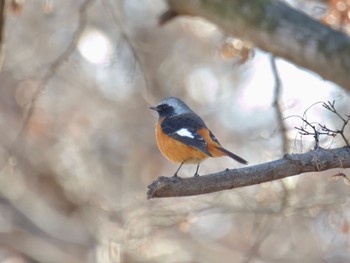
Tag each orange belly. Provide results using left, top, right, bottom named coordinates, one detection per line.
left=155, top=122, right=225, bottom=164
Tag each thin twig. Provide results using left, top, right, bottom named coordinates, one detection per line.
left=322, top=101, right=350, bottom=146
left=103, top=0, right=151, bottom=96
left=295, top=117, right=321, bottom=149
left=292, top=100, right=349, bottom=148
left=270, top=55, right=289, bottom=154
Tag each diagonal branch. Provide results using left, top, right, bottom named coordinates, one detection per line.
left=147, top=146, right=350, bottom=199
left=21, top=0, right=95, bottom=129
left=0, top=0, right=94, bottom=161
left=164, top=0, right=350, bottom=90
left=0, top=0, right=95, bottom=242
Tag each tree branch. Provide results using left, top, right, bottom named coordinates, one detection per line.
left=0, top=0, right=5, bottom=52
left=147, top=147, right=350, bottom=199
left=0, top=0, right=6, bottom=70
left=2, top=0, right=94, bottom=159
left=22, top=0, right=94, bottom=124
left=164, top=0, right=350, bottom=90
left=270, top=55, right=289, bottom=154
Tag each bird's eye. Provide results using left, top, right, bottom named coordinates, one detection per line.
left=157, top=104, right=174, bottom=115
left=159, top=104, right=169, bottom=110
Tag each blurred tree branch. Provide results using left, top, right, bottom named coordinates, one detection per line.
left=21, top=0, right=95, bottom=130
left=0, top=0, right=5, bottom=65
left=270, top=55, right=289, bottom=154
left=103, top=1, right=151, bottom=93
left=147, top=146, right=350, bottom=198
left=163, top=0, right=350, bottom=90
left=0, top=0, right=95, bottom=171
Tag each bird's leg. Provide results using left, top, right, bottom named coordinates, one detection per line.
left=193, top=163, right=200, bottom=177
left=173, top=162, right=184, bottom=177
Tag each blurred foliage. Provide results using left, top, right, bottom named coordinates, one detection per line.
left=0, top=0, right=349, bottom=262
left=323, top=0, right=350, bottom=33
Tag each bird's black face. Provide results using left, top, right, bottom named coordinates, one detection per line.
left=150, top=103, right=175, bottom=118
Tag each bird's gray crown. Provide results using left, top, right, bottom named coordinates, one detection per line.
left=158, top=97, right=193, bottom=115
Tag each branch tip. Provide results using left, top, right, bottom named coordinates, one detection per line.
left=147, top=176, right=183, bottom=199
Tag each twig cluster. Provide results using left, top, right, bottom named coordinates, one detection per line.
left=295, top=100, right=350, bottom=149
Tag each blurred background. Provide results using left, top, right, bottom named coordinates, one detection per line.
left=0, top=0, right=349, bottom=262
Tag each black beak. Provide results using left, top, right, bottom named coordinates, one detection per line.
left=149, top=106, right=158, bottom=111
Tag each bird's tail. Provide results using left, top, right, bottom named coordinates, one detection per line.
left=215, top=147, right=248, bottom=164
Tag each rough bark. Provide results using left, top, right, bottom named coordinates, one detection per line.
left=148, top=147, right=350, bottom=198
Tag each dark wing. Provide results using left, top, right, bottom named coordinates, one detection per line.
left=161, top=114, right=212, bottom=156
left=209, top=130, right=221, bottom=146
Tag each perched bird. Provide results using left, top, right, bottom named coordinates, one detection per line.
left=150, top=97, right=247, bottom=177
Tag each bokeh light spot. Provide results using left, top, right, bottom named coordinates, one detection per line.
left=78, top=28, right=114, bottom=65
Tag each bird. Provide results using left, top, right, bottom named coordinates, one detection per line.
left=150, top=97, right=248, bottom=177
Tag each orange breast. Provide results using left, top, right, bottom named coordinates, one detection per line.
left=155, top=121, right=209, bottom=164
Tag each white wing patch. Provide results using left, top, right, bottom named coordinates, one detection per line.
left=175, top=128, right=195, bottom=139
